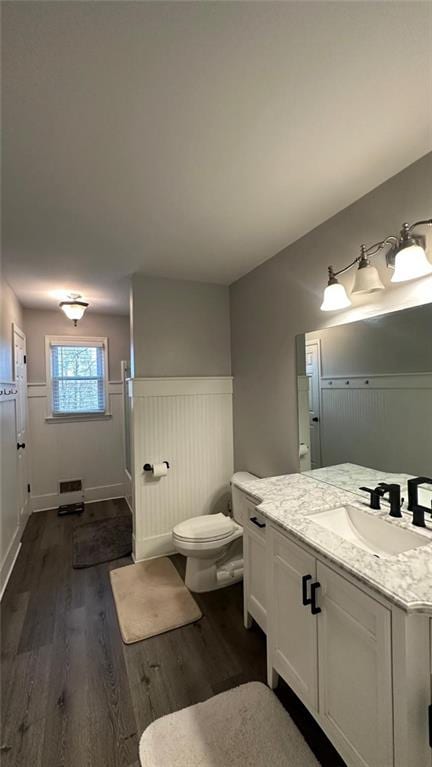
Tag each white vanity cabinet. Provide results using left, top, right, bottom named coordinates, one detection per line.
left=243, top=502, right=267, bottom=632
left=267, top=527, right=393, bottom=766
left=247, top=519, right=432, bottom=767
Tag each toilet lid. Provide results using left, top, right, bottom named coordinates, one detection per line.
left=173, top=513, right=236, bottom=542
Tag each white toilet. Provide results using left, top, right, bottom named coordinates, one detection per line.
left=172, top=472, right=256, bottom=593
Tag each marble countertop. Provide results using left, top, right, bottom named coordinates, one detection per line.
left=233, top=468, right=432, bottom=614
left=303, top=463, right=414, bottom=508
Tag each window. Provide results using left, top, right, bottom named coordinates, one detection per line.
left=47, top=337, right=108, bottom=417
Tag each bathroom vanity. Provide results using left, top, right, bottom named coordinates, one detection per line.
left=236, top=468, right=432, bottom=767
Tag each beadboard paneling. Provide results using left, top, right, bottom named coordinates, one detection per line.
left=320, top=374, right=432, bottom=475
left=132, top=379, right=234, bottom=560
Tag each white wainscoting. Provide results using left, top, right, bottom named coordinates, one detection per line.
left=130, top=377, right=234, bottom=561
left=320, top=373, right=432, bottom=476
left=28, top=381, right=127, bottom=511
left=0, top=382, right=23, bottom=597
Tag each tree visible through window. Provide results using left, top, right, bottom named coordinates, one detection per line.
left=51, top=343, right=106, bottom=414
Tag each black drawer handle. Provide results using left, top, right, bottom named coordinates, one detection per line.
left=302, top=574, right=312, bottom=606
left=250, top=516, right=266, bottom=529
left=17, top=442, right=26, bottom=450
left=311, top=581, right=321, bottom=615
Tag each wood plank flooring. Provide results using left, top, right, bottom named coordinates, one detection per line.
left=1, top=499, right=346, bottom=767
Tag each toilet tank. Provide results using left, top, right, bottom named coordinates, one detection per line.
left=231, top=472, right=257, bottom=526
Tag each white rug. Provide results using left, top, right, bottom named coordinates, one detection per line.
left=139, top=681, right=320, bottom=766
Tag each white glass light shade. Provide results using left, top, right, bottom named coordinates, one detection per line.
left=60, top=301, right=88, bottom=321
left=391, top=244, right=432, bottom=283
left=320, top=282, right=352, bottom=311
left=352, top=263, right=385, bottom=294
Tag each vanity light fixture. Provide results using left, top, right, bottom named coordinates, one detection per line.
left=389, top=222, right=432, bottom=282
left=351, top=246, right=385, bottom=295
left=320, top=219, right=432, bottom=311
left=320, top=267, right=352, bottom=311
left=59, top=294, right=89, bottom=326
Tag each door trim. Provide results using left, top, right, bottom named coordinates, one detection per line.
left=305, top=338, right=322, bottom=468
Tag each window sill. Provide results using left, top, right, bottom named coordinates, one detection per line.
left=45, top=413, right=112, bottom=423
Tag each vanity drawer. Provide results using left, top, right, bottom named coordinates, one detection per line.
left=245, top=504, right=267, bottom=538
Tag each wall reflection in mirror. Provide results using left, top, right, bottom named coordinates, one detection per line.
left=296, top=304, right=432, bottom=497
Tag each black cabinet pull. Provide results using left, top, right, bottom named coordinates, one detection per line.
left=311, top=581, right=321, bottom=615
left=17, top=442, right=26, bottom=450
left=250, top=516, right=266, bottom=529
left=302, top=574, right=312, bottom=606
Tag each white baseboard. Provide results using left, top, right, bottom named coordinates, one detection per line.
left=1, top=530, right=22, bottom=600
left=31, top=482, right=127, bottom=512
left=133, top=531, right=176, bottom=562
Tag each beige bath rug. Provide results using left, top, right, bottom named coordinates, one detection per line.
left=139, top=682, right=320, bottom=766
left=110, top=557, right=202, bottom=644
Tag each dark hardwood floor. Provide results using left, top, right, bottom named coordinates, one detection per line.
left=1, top=499, right=345, bottom=767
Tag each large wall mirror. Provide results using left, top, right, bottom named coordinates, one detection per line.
left=296, top=303, right=432, bottom=496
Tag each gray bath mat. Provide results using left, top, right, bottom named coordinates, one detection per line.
left=72, top=515, right=132, bottom=568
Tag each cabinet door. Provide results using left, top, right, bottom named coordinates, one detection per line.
left=317, top=562, right=393, bottom=767
left=269, top=529, right=318, bottom=711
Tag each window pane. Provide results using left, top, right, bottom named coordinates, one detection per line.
left=52, top=346, right=100, bottom=378
left=51, top=344, right=106, bottom=414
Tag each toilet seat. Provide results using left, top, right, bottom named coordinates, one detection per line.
left=173, top=513, right=237, bottom=544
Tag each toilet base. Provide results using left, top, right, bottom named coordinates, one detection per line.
left=185, top=557, right=243, bottom=593
left=184, top=539, right=243, bottom=593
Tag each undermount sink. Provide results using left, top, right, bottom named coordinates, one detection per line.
left=309, top=505, right=430, bottom=559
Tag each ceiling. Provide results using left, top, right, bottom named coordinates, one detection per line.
left=2, top=1, right=432, bottom=315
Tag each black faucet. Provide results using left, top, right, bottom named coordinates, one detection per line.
left=359, top=486, right=382, bottom=510
left=376, top=483, right=403, bottom=518
left=407, top=477, right=432, bottom=528
left=359, top=483, right=403, bottom=517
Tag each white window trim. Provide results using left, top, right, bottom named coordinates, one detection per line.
left=45, top=335, right=110, bottom=420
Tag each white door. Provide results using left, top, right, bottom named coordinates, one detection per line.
left=268, top=529, right=318, bottom=711
left=13, top=325, right=30, bottom=526
left=317, top=562, right=393, bottom=767
left=305, top=341, right=321, bottom=468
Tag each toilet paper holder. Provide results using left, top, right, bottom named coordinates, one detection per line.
left=143, top=461, right=170, bottom=473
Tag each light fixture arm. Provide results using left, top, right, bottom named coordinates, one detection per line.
left=330, top=258, right=360, bottom=279
left=407, top=219, right=432, bottom=232
left=328, top=233, right=401, bottom=282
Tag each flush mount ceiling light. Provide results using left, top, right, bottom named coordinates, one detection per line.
left=59, top=293, right=89, bottom=326
left=320, top=219, right=432, bottom=311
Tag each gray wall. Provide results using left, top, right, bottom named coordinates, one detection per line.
left=23, top=308, right=130, bottom=382
left=307, top=303, right=432, bottom=377
left=131, top=274, right=231, bottom=377
left=230, top=153, right=432, bottom=477
left=0, top=277, right=23, bottom=381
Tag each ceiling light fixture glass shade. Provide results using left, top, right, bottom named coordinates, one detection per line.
left=351, top=252, right=385, bottom=295
left=391, top=243, right=432, bottom=283
left=59, top=296, right=89, bottom=326
left=320, top=277, right=351, bottom=311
